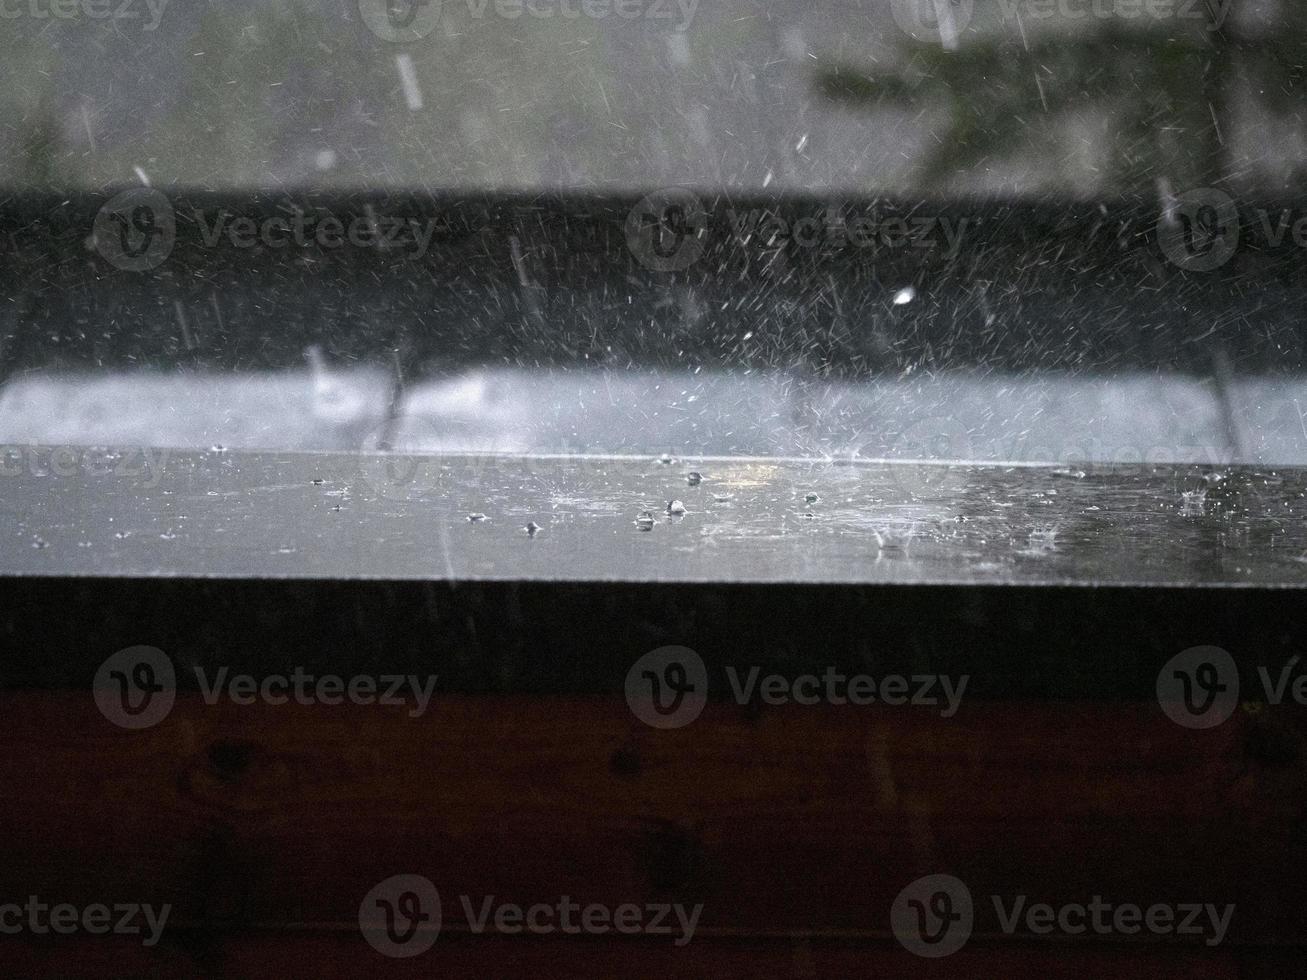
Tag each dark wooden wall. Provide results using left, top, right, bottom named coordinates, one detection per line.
left=1, top=578, right=1305, bottom=976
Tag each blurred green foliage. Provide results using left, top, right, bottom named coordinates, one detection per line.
left=815, top=8, right=1307, bottom=193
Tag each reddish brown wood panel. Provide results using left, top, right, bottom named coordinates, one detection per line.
left=0, top=694, right=1302, bottom=955
left=0, top=934, right=1251, bottom=980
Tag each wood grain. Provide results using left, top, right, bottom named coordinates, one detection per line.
left=1, top=693, right=1303, bottom=951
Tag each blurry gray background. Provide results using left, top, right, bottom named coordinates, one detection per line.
left=3, top=0, right=1305, bottom=195
left=4, top=0, right=1307, bottom=470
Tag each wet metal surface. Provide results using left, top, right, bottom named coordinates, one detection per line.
left=4, top=447, right=1307, bottom=586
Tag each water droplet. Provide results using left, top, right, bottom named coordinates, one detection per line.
left=1180, top=489, right=1207, bottom=515
left=686, top=472, right=703, bottom=486
left=666, top=500, right=686, bottom=516
left=805, top=492, right=820, bottom=504
left=524, top=521, right=542, bottom=537
left=1029, top=526, right=1059, bottom=549
left=892, top=286, right=916, bottom=306
left=467, top=513, right=489, bottom=523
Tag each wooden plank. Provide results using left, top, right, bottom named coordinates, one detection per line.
left=0, top=933, right=1250, bottom=980
left=1, top=695, right=1302, bottom=943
